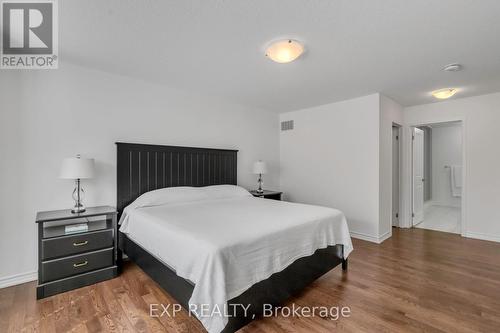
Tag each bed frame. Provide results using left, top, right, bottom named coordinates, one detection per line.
left=116, top=142, right=347, bottom=333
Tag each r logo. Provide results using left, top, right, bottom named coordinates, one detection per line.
left=1, top=0, right=57, bottom=68
left=2, top=2, right=53, bottom=54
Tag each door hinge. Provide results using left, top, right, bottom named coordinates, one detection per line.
left=396, top=213, right=399, bottom=218
left=412, top=212, right=415, bottom=218
left=412, top=135, right=415, bottom=140
left=396, top=135, right=399, bottom=140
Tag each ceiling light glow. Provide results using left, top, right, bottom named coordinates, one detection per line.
left=265, top=39, right=304, bottom=63
left=432, top=88, right=458, bottom=99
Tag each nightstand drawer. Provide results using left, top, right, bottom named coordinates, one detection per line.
left=41, top=248, right=113, bottom=283
left=42, top=229, right=113, bottom=260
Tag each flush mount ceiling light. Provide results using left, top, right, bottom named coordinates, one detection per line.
left=443, top=63, right=463, bottom=72
left=265, top=39, right=304, bottom=63
left=432, top=88, right=458, bottom=99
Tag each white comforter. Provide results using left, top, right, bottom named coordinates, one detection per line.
left=120, top=196, right=353, bottom=333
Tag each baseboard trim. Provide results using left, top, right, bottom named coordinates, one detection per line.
left=378, top=231, right=392, bottom=243
left=350, top=231, right=391, bottom=244
left=0, top=271, right=37, bottom=289
left=429, top=201, right=461, bottom=208
left=464, top=232, right=500, bottom=243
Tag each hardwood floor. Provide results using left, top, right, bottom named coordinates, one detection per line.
left=1, top=228, right=500, bottom=332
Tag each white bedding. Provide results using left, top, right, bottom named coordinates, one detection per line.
left=120, top=192, right=353, bottom=333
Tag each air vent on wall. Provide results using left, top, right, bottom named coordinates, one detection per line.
left=281, top=120, right=294, bottom=131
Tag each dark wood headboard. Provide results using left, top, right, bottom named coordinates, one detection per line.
left=116, top=142, right=238, bottom=214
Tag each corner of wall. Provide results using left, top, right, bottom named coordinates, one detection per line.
left=378, top=94, right=404, bottom=240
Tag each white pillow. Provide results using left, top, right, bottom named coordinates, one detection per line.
left=129, top=186, right=209, bottom=209
left=202, top=185, right=252, bottom=199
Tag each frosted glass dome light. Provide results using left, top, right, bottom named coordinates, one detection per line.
left=265, top=39, right=304, bottom=63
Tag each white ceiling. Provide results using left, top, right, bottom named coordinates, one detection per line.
left=61, top=0, right=500, bottom=112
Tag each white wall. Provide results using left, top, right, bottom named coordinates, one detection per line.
left=280, top=94, right=386, bottom=242
left=405, top=92, right=500, bottom=242
left=379, top=95, right=404, bottom=239
left=431, top=125, right=462, bottom=207
left=0, top=72, right=27, bottom=285
left=279, top=93, right=404, bottom=243
left=0, top=62, right=280, bottom=286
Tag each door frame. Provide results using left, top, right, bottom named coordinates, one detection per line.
left=412, top=127, right=425, bottom=226
left=392, top=123, right=402, bottom=227
left=402, top=119, right=466, bottom=237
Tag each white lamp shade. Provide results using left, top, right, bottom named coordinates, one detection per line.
left=60, top=156, right=95, bottom=179
left=253, top=161, right=267, bottom=174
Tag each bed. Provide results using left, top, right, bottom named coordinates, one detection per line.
left=116, top=142, right=352, bottom=333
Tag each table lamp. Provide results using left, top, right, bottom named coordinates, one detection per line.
left=60, top=154, right=95, bottom=213
left=253, top=160, right=267, bottom=194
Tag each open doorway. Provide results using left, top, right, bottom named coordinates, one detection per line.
left=411, top=121, right=463, bottom=234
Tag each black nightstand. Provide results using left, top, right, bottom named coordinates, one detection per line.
left=35, top=206, right=118, bottom=299
left=249, top=190, right=283, bottom=200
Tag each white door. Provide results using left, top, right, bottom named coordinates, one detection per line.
left=413, top=128, right=424, bottom=225
left=392, top=127, right=400, bottom=227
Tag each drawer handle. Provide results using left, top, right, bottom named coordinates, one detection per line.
left=73, top=240, right=88, bottom=247
left=73, top=260, right=88, bottom=268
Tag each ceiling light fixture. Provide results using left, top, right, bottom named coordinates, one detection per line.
left=443, top=63, right=463, bottom=72
left=432, top=88, right=458, bottom=99
left=265, top=39, right=304, bottom=63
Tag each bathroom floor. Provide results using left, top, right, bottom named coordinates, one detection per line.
left=415, top=203, right=461, bottom=234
